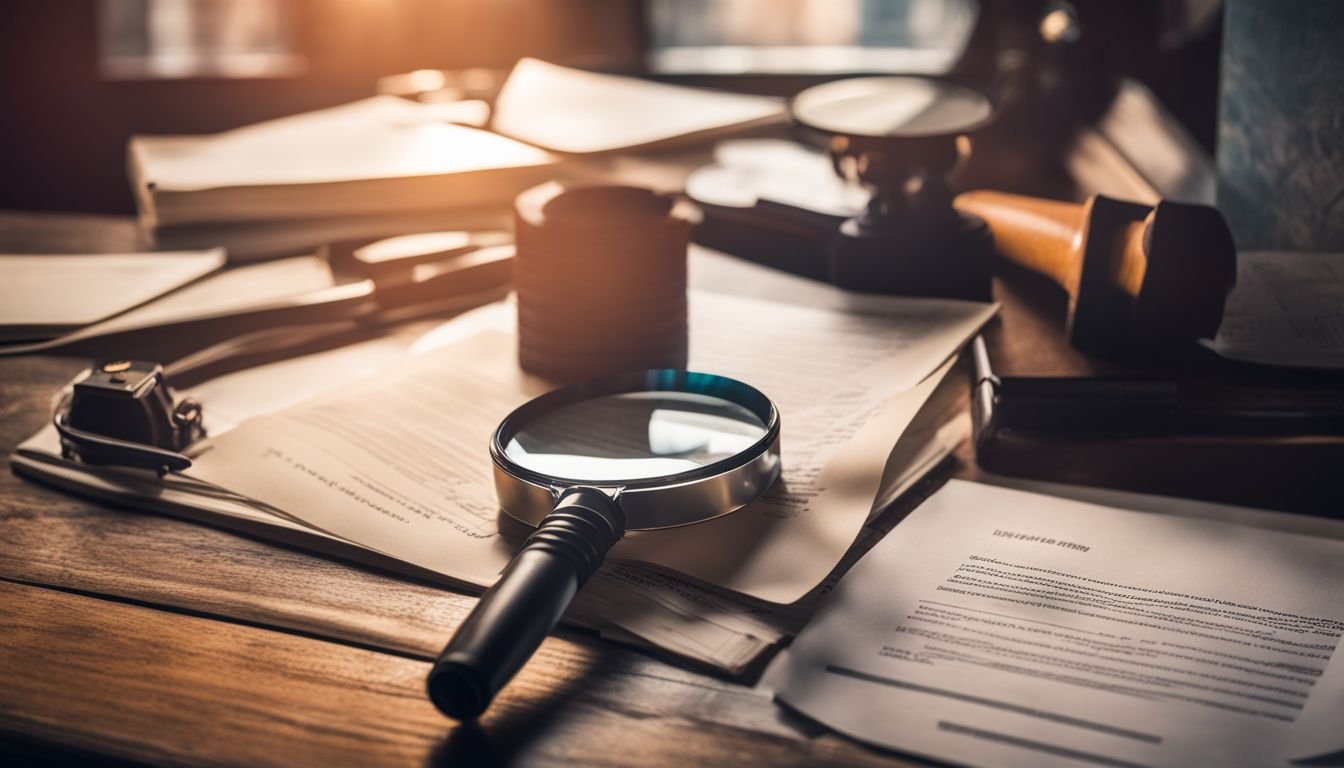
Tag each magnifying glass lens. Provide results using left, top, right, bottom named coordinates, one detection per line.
left=504, top=391, right=769, bottom=482
left=427, top=370, right=779, bottom=721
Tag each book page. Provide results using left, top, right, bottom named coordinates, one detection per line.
left=135, top=96, right=553, bottom=191
left=765, top=480, right=1344, bottom=767
left=186, top=291, right=989, bottom=605
left=0, top=249, right=224, bottom=338
left=189, top=353, right=520, bottom=585
left=188, top=291, right=994, bottom=603
left=11, top=249, right=986, bottom=669
left=12, top=349, right=962, bottom=675
left=1208, top=250, right=1344, bottom=368
left=491, top=58, right=784, bottom=153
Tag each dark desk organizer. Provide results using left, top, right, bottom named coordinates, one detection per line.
left=969, top=335, right=1344, bottom=516
left=690, top=76, right=996, bottom=302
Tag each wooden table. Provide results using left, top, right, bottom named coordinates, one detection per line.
left=10, top=78, right=1316, bottom=763
left=2, top=212, right=1007, bottom=768
left=10, top=203, right=1327, bottom=763
left=0, top=211, right=1276, bottom=766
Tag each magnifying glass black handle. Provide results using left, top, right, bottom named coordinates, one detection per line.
left=426, top=487, right=624, bottom=720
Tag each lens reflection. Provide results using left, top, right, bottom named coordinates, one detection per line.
left=504, top=391, right=768, bottom=482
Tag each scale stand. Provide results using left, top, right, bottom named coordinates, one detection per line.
left=793, top=76, right=998, bottom=301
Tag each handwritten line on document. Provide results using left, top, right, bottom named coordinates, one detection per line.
left=822, top=664, right=1162, bottom=744
left=936, top=721, right=1151, bottom=768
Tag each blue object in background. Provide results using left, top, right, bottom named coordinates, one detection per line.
left=1217, top=0, right=1344, bottom=251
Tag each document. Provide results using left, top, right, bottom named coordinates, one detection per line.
left=491, top=58, right=785, bottom=154
left=11, top=248, right=988, bottom=673
left=131, top=95, right=555, bottom=228
left=0, top=255, right=347, bottom=356
left=765, top=480, right=1344, bottom=767
left=687, top=139, right=867, bottom=218
left=1210, top=250, right=1344, bottom=368
left=11, top=337, right=961, bottom=675
left=0, top=249, right=224, bottom=342
left=188, top=290, right=995, bottom=604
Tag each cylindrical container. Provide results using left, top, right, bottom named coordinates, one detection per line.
left=514, top=182, right=690, bottom=381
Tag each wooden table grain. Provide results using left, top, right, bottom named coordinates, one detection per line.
left=0, top=212, right=947, bottom=767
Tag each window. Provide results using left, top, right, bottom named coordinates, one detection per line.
left=100, top=0, right=303, bottom=79
left=646, top=0, right=979, bottom=75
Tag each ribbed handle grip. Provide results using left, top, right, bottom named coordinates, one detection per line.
left=426, top=488, right=624, bottom=720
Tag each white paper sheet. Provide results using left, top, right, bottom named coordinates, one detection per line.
left=187, top=290, right=995, bottom=604
left=131, top=96, right=557, bottom=228
left=9, top=242, right=987, bottom=672
left=491, top=58, right=784, bottom=153
left=0, top=249, right=224, bottom=339
left=765, top=480, right=1344, bottom=767
left=686, top=139, right=867, bottom=217
left=11, top=331, right=966, bottom=674
left=0, top=255, right=350, bottom=356
left=1209, top=250, right=1344, bottom=368
left=136, top=96, right=552, bottom=191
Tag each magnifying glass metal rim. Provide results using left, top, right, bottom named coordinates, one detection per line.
left=489, top=369, right=782, bottom=531
left=429, top=369, right=782, bottom=720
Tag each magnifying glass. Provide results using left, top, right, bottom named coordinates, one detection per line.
left=426, top=369, right=781, bottom=719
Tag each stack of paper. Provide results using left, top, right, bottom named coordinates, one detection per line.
left=130, top=96, right=556, bottom=260
left=11, top=250, right=996, bottom=673
left=766, top=480, right=1344, bottom=766
left=1208, top=250, right=1344, bottom=368
left=131, top=96, right=556, bottom=227
left=0, top=249, right=223, bottom=342
left=491, top=58, right=786, bottom=154
left=0, top=254, right=368, bottom=357
left=130, top=59, right=786, bottom=262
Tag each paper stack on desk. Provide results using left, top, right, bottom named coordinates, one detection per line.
left=131, top=96, right=555, bottom=228
left=130, top=96, right=555, bottom=261
left=1209, top=250, right=1344, bottom=369
left=10, top=251, right=995, bottom=672
left=131, top=59, right=786, bottom=262
left=0, top=249, right=224, bottom=342
left=491, top=58, right=785, bottom=154
left=765, top=481, right=1344, bottom=767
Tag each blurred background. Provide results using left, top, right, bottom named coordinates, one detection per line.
left=0, top=0, right=1224, bottom=215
